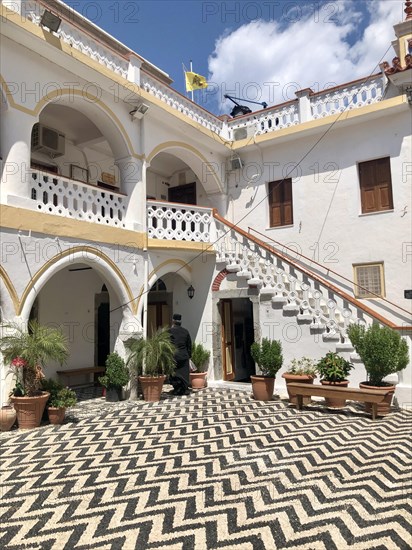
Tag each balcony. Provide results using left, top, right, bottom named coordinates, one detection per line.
left=147, top=201, right=216, bottom=243
left=29, top=170, right=127, bottom=228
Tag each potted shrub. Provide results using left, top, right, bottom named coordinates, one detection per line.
left=316, top=352, right=354, bottom=408
left=250, top=338, right=283, bottom=401
left=42, top=378, right=77, bottom=425
left=282, top=357, right=317, bottom=405
left=0, top=321, right=68, bottom=429
left=347, top=323, right=409, bottom=416
left=126, top=328, right=176, bottom=402
left=99, top=352, right=130, bottom=402
left=189, top=342, right=211, bottom=389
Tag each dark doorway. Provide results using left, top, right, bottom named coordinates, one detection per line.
left=220, top=298, right=255, bottom=382
left=96, top=285, right=110, bottom=367
left=168, top=182, right=196, bottom=205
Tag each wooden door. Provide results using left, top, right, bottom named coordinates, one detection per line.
left=221, top=300, right=234, bottom=381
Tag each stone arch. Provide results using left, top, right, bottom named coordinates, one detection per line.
left=147, top=141, right=223, bottom=195
left=35, top=89, right=135, bottom=161
left=0, top=266, right=19, bottom=317
left=135, top=259, right=192, bottom=321
left=19, top=246, right=135, bottom=321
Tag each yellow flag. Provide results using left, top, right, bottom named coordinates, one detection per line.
left=185, top=71, right=208, bottom=92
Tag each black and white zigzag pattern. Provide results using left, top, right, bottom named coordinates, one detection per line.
left=1, top=388, right=411, bottom=549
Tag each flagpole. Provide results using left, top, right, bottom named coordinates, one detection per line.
left=189, top=59, right=194, bottom=102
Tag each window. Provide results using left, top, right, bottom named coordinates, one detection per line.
left=353, top=263, right=385, bottom=298
left=358, top=157, right=393, bottom=214
left=269, top=179, right=293, bottom=227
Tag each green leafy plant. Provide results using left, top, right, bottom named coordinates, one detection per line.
left=42, top=378, right=77, bottom=408
left=99, top=352, right=130, bottom=389
left=190, top=342, right=210, bottom=373
left=250, top=338, right=283, bottom=377
left=126, top=328, right=176, bottom=377
left=0, top=321, right=68, bottom=396
left=316, top=352, right=353, bottom=382
left=285, top=357, right=317, bottom=377
left=347, top=323, right=409, bottom=386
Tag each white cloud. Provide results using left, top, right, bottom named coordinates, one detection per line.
left=207, top=0, right=404, bottom=112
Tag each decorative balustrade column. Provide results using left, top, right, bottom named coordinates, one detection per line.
left=295, top=88, right=313, bottom=122
left=115, top=156, right=144, bottom=231
left=127, top=54, right=142, bottom=86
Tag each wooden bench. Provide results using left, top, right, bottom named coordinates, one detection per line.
left=286, top=382, right=391, bottom=420
left=56, top=367, right=105, bottom=388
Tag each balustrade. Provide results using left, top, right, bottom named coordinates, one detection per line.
left=29, top=170, right=127, bottom=228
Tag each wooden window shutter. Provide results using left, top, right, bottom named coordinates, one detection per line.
left=269, top=179, right=293, bottom=227
left=359, top=157, right=393, bottom=213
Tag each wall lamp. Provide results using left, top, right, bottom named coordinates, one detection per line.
left=406, top=87, right=412, bottom=105
left=129, top=103, right=150, bottom=119
left=40, top=10, right=62, bottom=33
left=187, top=285, right=195, bottom=299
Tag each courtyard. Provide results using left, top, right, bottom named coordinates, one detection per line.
left=1, top=386, right=411, bottom=549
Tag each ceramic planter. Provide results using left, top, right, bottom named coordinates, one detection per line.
left=359, top=382, right=396, bottom=416
left=282, top=373, right=315, bottom=405
left=139, top=375, right=166, bottom=402
left=106, top=387, right=121, bottom=402
left=251, top=375, right=275, bottom=401
left=320, top=380, right=349, bottom=408
left=10, top=392, right=50, bottom=429
left=47, top=407, right=66, bottom=425
left=190, top=372, right=207, bottom=389
left=0, top=405, right=17, bottom=431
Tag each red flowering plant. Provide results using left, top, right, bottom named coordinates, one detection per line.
left=0, top=321, right=68, bottom=396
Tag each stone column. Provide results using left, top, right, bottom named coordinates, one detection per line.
left=115, top=156, right=145, bottom=231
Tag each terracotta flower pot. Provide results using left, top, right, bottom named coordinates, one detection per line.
left=282, top=373, right=315, bottom=405
left=251, top=375, right=275, bottom=401
left=190, top=372, right=207, bottom=389
left=320, top=380, right=349, bottom=408
left=0, top=405, right=17, bottom=431
left=10, top=392, right=50, bottom=429
left=47, top=407, right=66, bottom=425
left=139, top=375, right=166, bottom=402
left=359, top=382, right=396, bottom=417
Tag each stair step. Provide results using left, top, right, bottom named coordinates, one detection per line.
left=322, top=333, right=341, bottom=342
left=297, top=314, right=313, bottom=323
left=226, top=264, right=240, bottom=272
left=350, top=353, right=362, bottom=362
left=237, top=270, right=252, bottom=278
left=247, top=278, right=262, bottom=288
left=283, top=304, right=300, bottom=312
left=335, top=343, right=354, bottom=353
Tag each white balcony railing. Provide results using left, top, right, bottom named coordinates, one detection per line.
left=30, top=170, right=127, bottom=228
left=310, top=76, right=384, bottom=119
left=147, top=201, right=215, bottom=243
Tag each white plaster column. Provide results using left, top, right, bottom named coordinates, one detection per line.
left=0, top=108, right=37, bottom=203
left=127, top=54, right=143, bottom=86
left=115, top=156, right=145, bottom=231
left=295, top=88, right=314, bottom=123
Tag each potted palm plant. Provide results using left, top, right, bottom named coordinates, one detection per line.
left=99, top=352, right=130, bottom=402
left=189, top=342, right=210, bottom=389
left=126, top=328, right=176, bottom=402
left=250, top=338, right=283, bottom=401
left=282, top=357, right=317, bottom=405
left=347, top=323, right=409, bottom=415
left=0, top=321, right=68, bottom=429
left=42, top=378, right=77, bottom=425
left=316, top=352, right=353, bottom=408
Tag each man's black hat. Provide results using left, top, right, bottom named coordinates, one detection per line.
left=173, top=313, right=182, bottom=321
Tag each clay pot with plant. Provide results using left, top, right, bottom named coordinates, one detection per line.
left=0, top=321, right=68, bottom=429
left=189, top=342, right=210, bottom=389
left=316, top=352, right=354, bottom=408
left=347, top=323, right=409, bottom=416
left=250, top=338, right=283, bottom=401
left=99, top=352, right=130, bottom=402
left=42, top=378, right=77, bottom=425
left=282, top=357, right=317, bottom=405
left=126, top=328, right=176, bottom=402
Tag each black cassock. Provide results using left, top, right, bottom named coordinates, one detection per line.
left=168, top=325, right=192, bottom=393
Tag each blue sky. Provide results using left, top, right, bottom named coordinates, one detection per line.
left=64, top=0, right=405, bottom=115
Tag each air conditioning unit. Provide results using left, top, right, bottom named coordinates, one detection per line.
left=232, top=123, right=257, bottom=141
left=31, top=123, right=65, bottom=157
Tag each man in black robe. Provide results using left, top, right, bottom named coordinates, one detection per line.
left=168, top=313, right=192, bottom=395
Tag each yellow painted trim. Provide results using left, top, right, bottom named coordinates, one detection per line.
left=1, top=5, right=229, bottom=149
left=18, top=245, right=136, bottom=316
left=0, top=266, right=19, bottom=315
left=400, top=34, right=412, bottom=61
left=148, top=238, right=216, bottom=253
left=134, top=259, right=192, bottom=313
left=0, top=205, right=145, bottom=249
left=231, top=95, right=407, bottom=150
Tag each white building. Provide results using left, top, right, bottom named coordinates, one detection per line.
left=1, top=0, right=411, bottom=405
